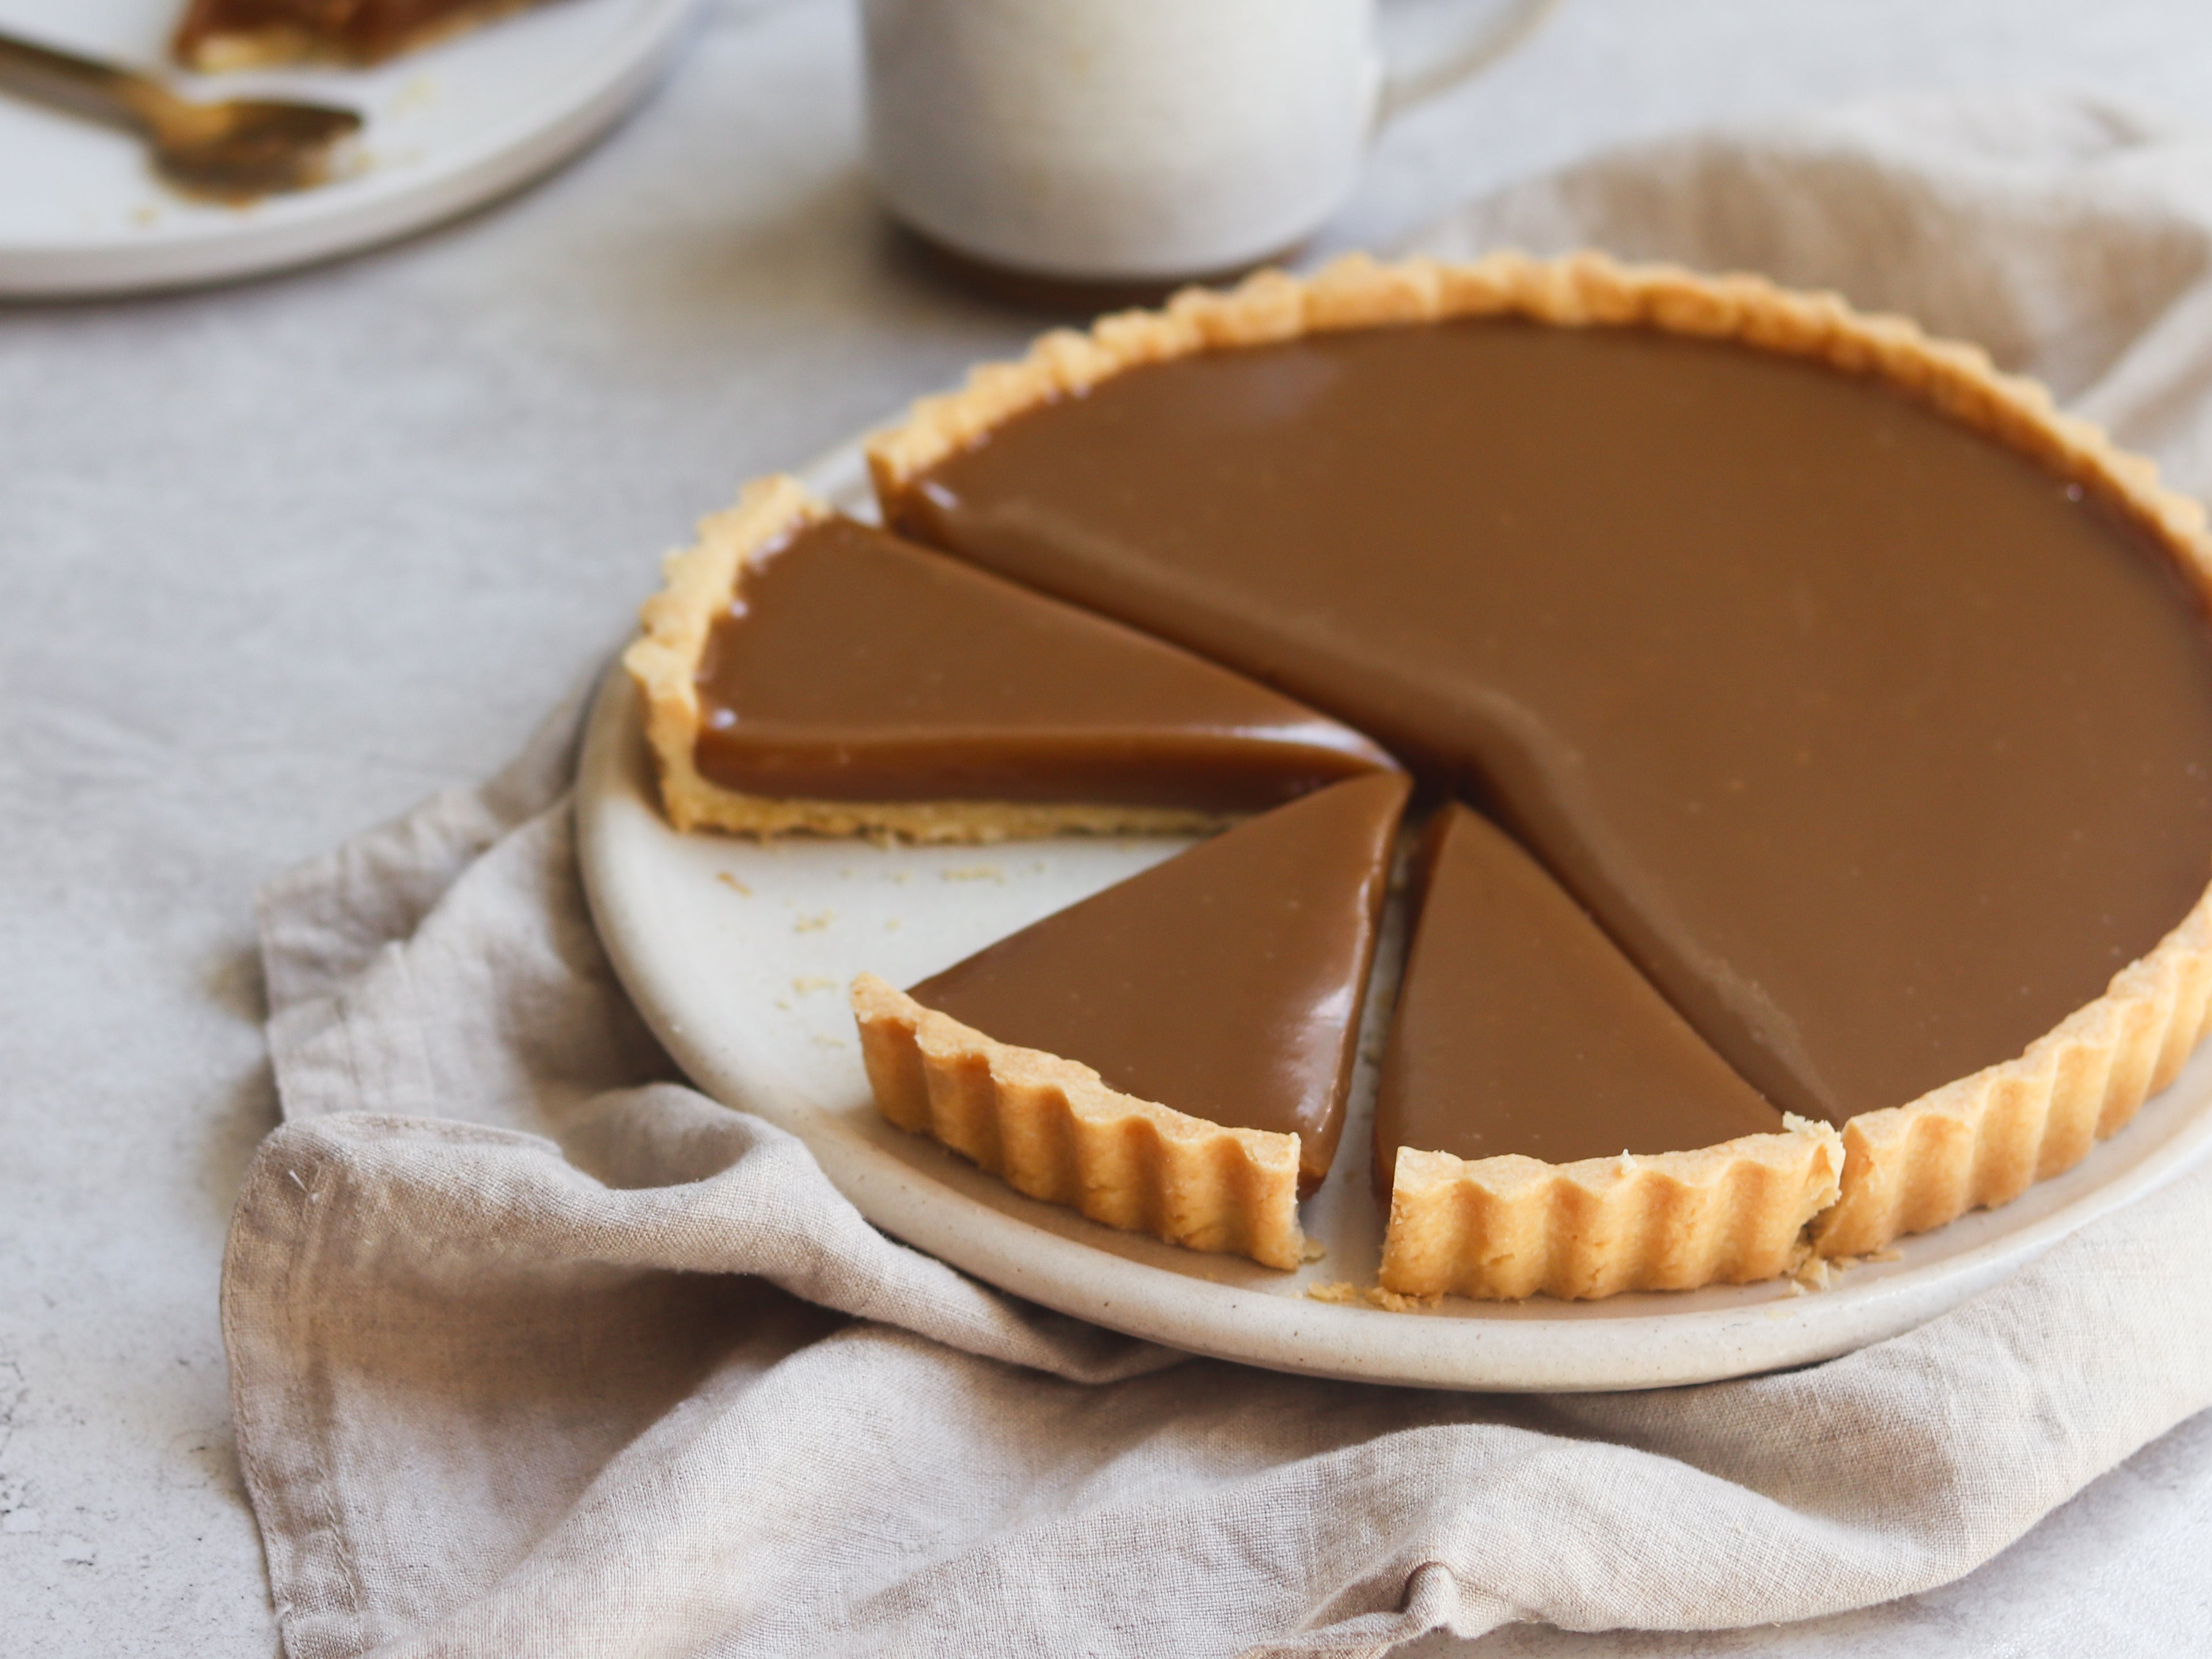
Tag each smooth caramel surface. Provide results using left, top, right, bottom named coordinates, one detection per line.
left=1373, top=804, right=1783, bottom=1190
left=909, top=773, right=1411, bottom=1187
left=694, top=516, right=1392, bottom=810
left=891, top=319, right=2212, bottom=1126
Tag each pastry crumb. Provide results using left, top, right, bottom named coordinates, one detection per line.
left=1792, top=1244, right=1903, bottom=1294
left=942, top=865, right=1006, bottom=883
left=812, top=1033, right=850, bottom=1050
left=715, top=872, right=752, bottom=896
left=1304, top=1280, right=1441, bottom=1313
left=791, top=975, right=836, bottom=995
left=1301, top=1237, right=1328, bottom=1263
left=1364, top=1285, right=1442, bottom=1313
left=793, top=911, right=835, bottom=933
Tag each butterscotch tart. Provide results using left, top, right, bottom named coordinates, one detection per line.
left=849, top=251, right=2212, bottom=1296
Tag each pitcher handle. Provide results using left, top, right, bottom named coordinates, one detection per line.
left=1377, top=0, right=1568, bottom=126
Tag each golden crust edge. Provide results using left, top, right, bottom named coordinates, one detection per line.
left=1377, top=1118, right=1844, bottom=1301
left=865, top=248, right=2212, bottom=1270
left=1814, top=892, right=2212, bottom=1255
left=618, top=474, right=1234, bottom=843
left=850, top=974, right=1306, bottom=1270
left=865, top=247, right=2210, bottom=573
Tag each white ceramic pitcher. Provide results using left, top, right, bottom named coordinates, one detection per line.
left=861, top=0, right=1563, bottom=284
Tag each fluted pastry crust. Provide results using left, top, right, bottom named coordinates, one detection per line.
left=865, top=251, right=2212, bottom=1283
left=851, top=974, right=1306, bottom=1270
left=1378, top=1120, right=1843, bottom=1301
left=622, top=475, right=1231, bottom=842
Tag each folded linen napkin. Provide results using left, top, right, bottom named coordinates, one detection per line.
left=229, top=92, right=2212, bottom=1659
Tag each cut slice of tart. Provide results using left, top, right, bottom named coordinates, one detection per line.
left=173, top=0, right=548, bottom=68
left=624, top=475, right=1396, bottom=840
left=851, top=772, right=1412, bottom=1268
left=1372, top=805, right=1841, bottom=1300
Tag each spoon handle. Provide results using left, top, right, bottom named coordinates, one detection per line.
left=0, top=25, right=171, bottom=133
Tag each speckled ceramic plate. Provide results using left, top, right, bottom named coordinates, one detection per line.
left=573, top=439, right=2212, bottom=1392
left=0, top=0, right=694, bottom=297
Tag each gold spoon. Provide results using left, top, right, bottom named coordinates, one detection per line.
left=0, top=24, right=362, bottom=203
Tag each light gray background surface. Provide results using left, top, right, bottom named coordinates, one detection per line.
left=5, top=0, right=2212, bottom=1652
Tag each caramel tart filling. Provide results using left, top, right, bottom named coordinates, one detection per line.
left=625, top=476, right=1394, bottom=842
left=903, top=773, right=1410, bottom=1195
left=1373, top=803, right=1785, bottom=1187
left=884, top=311, right=2212, bottom=1139
left=694, top=512, right=1393, bottom=813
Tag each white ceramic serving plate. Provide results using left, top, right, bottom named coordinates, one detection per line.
left=0, top=0, right=694, bottom=297
left=574, top=440, right=2212, bottom=1393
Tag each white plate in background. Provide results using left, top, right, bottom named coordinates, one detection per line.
left=574, top=439, right=2212, bottom=1392
left=0, top=0, right=694, bottom=297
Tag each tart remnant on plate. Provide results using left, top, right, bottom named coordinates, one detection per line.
left=173, top=0, right=552, bottom=68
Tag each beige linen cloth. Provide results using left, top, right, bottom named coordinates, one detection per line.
left=230, top=94, right=2212, bottom=1658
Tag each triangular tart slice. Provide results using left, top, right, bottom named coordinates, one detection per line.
left=624, top=475, right=1395, bottom=839
left=853, top=772, right=1411, bottom=1267
left=1374, top=805, right=1842, bottom=1301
